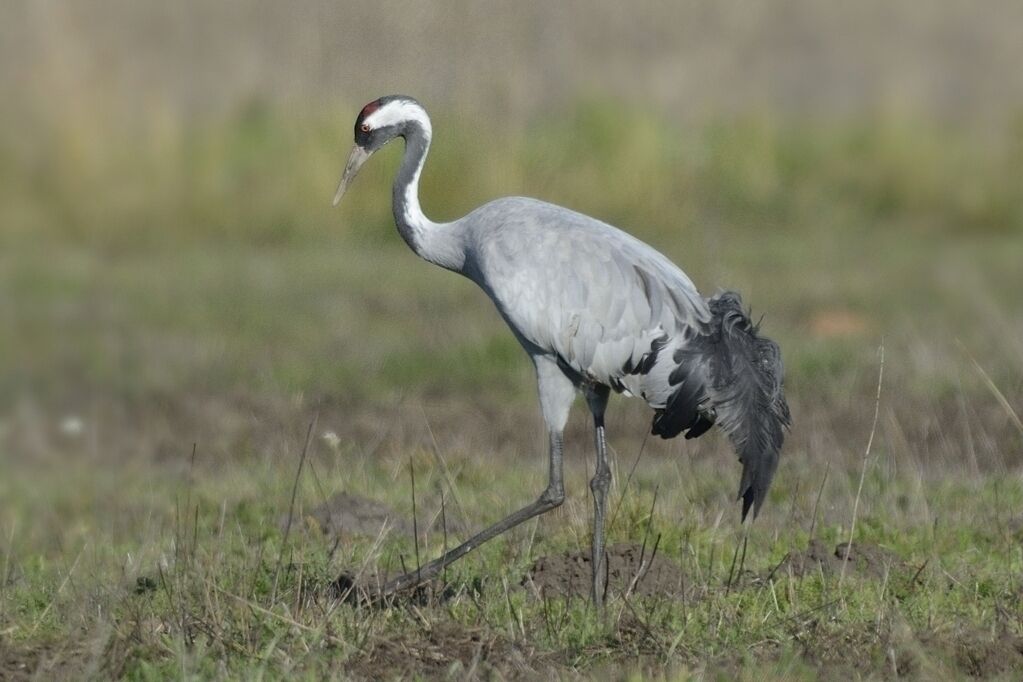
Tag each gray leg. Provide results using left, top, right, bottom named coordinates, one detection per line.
left=377, top=431, right=565, bottom=596
left=376, top=355, right=575, bottom=599
left=545, top=429, right=565, bottom=502
left=587, top=386, right=611, bottom=610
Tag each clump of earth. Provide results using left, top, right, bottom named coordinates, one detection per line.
left=769, top=539, right=905, bottom=579
left=523, top=543, right=689, bottom=599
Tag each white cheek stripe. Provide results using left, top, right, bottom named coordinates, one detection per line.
left=363, top=100, right=432, bottom=137
left=362, top=99, right=435, bottom=232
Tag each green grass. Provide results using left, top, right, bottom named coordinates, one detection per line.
left=3, top=441, right=1023, bottom=679
left=1, top=101, right=1023, bottom=678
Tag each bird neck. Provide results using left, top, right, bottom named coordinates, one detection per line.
left=392, top=122, right=465, bottom=271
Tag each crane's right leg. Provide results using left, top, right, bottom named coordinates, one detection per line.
left=373, top=356, right=574, bottom=599
left=585, top=385, right=611, bottom=612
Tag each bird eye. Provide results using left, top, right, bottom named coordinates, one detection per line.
left=360, top=123, right=371, bottom=133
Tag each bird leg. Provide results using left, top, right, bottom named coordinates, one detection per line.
left=587, top=386, right=612, bottom=611
left=371, top=431, right=565, bottom=599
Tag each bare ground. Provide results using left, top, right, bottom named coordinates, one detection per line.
left=524, top=543, right=691, bottom=600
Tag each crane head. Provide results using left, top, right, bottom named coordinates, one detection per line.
left=333, top=95, right=429, bottom=206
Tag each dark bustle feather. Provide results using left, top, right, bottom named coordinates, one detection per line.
left=651, top=291, right=790, bottom=521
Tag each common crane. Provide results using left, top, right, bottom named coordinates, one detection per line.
left=332, top=96, right=790, bottom=608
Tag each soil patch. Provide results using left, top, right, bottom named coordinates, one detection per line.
left=0, top=640, right=86, bottom=682
left=523, top=543, right=688, bottom=599
left=891, top=629, right=1023, bottom=678
left=0, top=647, right=35, bottom=682
left=348, top=622, right=540, bottom=679
left=952, top=631, right=1023, bottom=678
left=769, top=539, right=905, bottom=580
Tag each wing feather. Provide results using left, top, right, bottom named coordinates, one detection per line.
left=469, top=197, right=710, bottom=393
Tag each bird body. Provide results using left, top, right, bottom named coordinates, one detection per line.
left=459, top=196, right=709, bottom=404
left=333, top=95, right=790, bottom=606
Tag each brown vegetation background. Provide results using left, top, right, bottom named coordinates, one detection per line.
left=5, top=1, right=1023, bottom=123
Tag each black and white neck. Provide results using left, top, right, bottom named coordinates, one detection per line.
left=361, top=99, right=465, bottom=271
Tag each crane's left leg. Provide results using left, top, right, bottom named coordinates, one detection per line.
left=586, top=385, right=611, bottom=611
left=366, top=355, right=574, bottom=602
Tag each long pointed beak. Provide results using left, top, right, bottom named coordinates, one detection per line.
left=332, top=145, right=372, bottom=206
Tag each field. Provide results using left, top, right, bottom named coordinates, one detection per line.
left=2, top=100, right=1023, bottom=679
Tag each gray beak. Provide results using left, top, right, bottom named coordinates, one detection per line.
left=332, top=145, right=372, bottom=206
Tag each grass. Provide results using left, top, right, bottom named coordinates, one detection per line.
left=1, top=100, right=1022, bottom=678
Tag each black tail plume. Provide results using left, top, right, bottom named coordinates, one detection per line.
left=706, top=292, right=790, bottom=521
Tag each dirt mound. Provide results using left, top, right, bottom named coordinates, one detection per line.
left=524, top=543, right=687, bottom=599
left=770, top=539, right=904, bottom=580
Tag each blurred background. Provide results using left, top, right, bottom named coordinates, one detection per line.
left=1, top=0, right=1022, bottom=654
left=1, top=0, right=1023, bottom=674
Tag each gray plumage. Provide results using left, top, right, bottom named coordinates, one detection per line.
left=333, top=95, right=790, bottom=604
